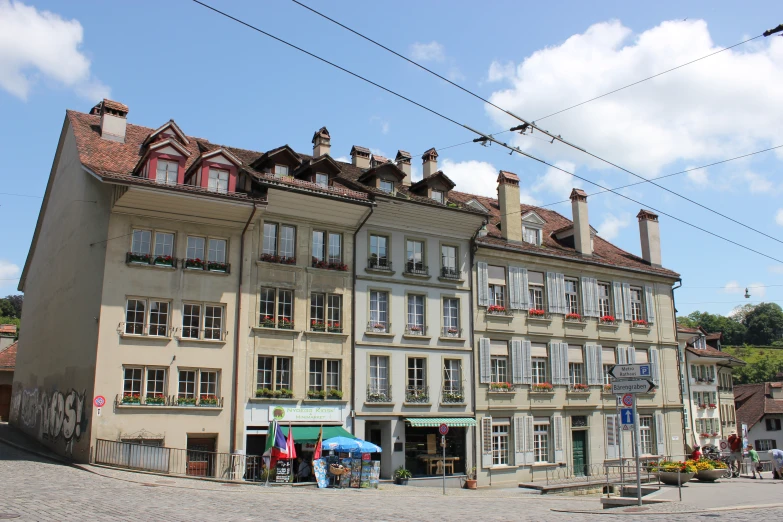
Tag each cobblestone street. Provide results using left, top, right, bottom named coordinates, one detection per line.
left=1, top=442, right=783, bottom=521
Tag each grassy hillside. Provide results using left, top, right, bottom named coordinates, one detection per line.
left=722, top=345, right=783, bottom=384
left=723, top=345, right=783, bottom=365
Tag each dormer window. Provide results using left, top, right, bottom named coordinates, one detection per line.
left=380, top=180, right=394, bottom=194
left=315, top=173, right=329, bottom=188
left=156, top=159, right=178, bottom=186
left=523, top=227, right=541, bottom=246
left=274, top=165, right=289, bottom=178
left=208, top=168, right=229, bottom=194
left=432, top=189, right=444, bottom=204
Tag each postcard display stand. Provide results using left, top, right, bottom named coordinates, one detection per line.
left=315, top=455, right=380, bottom=489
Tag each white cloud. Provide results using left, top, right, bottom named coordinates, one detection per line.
left=741, top=170, right=775, bottom=194
left=776, top=209, right=783, bottom=226
left=410, top=41, right=445, bottom=62
left=0, top=0, right=109, bottom=100
left=486, top=19, right=783, bottom=175
left=768, top=264, right=783, bottom=274
left=722, top=281, right=743, bottom=294
left=447, top=67, right=465, bottom=82
left=0, top=260, right=20, bottom=280
left=747, top=282, right=767, bottom=299
left=440, top=158, right=498, bottom=197
left=333, top=156, right=350, bottom=163
left=685, top=166, right=709, bottom=186
left=597, top=213, right=631, bottom=240
left=369, top=148, right=387, bottom=158
left=531, top=161, right=577, bottom=199
left=369, top=116, right=390, bottom=135
left=722, top=280, right=766, bottom=299
left=519, top=189, right=541, bottom=206
left=487, top=60, right=516, bottom=82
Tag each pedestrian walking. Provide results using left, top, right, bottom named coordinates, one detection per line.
left=727, top=432, right=743, bottom=477
left=691, top=445, right=702, bottom=461
left=748, top=445, right=762, bottom=479
left=770, top=448, right=783, bottom=480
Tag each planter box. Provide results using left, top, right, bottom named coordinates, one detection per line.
left=696, top=469, right=727, bottom=482
left=658, top=471, right=695, bottom=485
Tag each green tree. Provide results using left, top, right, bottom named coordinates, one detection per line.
left=677, top=310, right=747, bottom=345
left=743, top=303, right=783, bottom=345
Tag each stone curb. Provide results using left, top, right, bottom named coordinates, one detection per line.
left=551, top=501, right=783, bottom=515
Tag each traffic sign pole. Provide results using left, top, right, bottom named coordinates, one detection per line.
left=633, top=400, right=642, bottom=507
left=439, top=423, right=449, bottom=496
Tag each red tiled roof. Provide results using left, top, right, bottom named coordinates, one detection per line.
left=735, top=383, right=783, bottom=430
left=448, top=190, right=679, bottom=278
left=677, top=326, right=703, bottom=334
left=102, top=99, right=128, bottom=113
left=685, top=345, right=743, bottom=363
left=0, top=341, right=16, bottom=370
left=0, top=324, right=16, bottom=335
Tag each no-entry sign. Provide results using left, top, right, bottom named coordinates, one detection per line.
left=439, top=423, right=449, bottom=435
left=94, top=396, right=106, bottom=408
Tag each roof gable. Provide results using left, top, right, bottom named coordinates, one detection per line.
left=357, top=162, right=406, bottom=183
left=521, top=211, right=546, bottom=227
left=144, top=120, right=190, bottom=147
left=410, top=171, right=456, bottom=193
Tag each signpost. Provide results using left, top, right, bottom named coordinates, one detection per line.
left=610, top=380, right=656, bottom=395
left=620, top=408, right=634, bottom=425
left=439, top=423, right=449, bottom=496
left=94, top=396, right=106, bottom=417
left=607, top=364, right=652, bottom=380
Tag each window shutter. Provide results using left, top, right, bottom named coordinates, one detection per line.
left=511, top=340, right=524, bottom=384
left=613, top=282, right=624, bottom=320
left=520, top=269, right=530, bottom=310
left=550, top=341, right=562, bottom=385
left=586, top=344, right=603, bottom=385
left=584, top=344, right=594, bottom=385
left=711, top=391, right=717, bottom=405
left=509, top=267, right=529, bottom=311
left=581, top=277, right=592, bottom=317
left=616, top=346, right=626, bottom=365
left=479, top=338, right=491, bottom=384
left=644, top=285, right=656, bottom=323
left=521, top=340, right=532, bottom=385
left=553, top=414, right=564, bottom=463
left=525, top=415, right=535, bottom=463
left=606, top=414, right=619, bottom=459
left=655, top=412, right=666, bottom=456
left=627, top=346, right=637, bottom=364
left=556, top=273, right=567, bottom=314
left=622, top=283, right=632, bottom=321
left=513, top=415, right=526, bottom=465
left=481, top=416, right=493, bottom=468
left=649, top=347, right=660, bottom=387
left=546, top=272, right=558, bottom=314
left=595, top=344, right=604, bottom=385
left=559, top=343, right=570, bottom=385
left=478, top=262, right=489, bottom=307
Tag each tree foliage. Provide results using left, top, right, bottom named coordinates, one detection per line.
left=743, top=303, right=783, bottom=345
left=0, top=294, right=22, bottom=319
left=676, top=310, right=746, bottom=345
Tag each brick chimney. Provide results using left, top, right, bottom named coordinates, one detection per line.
left=312, top=127, right=331, bottom=157
left=350, top=145, right=370, bottom=169
left=422, top=148, right=438, bottom=178
left=95, top=99, right=128, bottom=143
left=395, top=150, right=412, bottom=186
left=497, top=171, right=522, bottom=242
left=638, top=209, right=662, bottom=267
left=570, top=188, right=592, bottom=256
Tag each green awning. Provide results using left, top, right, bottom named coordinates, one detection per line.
left=278, top=425, right=354, bottom=443
left=406, top=417, right=477, bottom=428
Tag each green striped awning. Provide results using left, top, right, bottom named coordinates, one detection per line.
left=406, top=417, right=476, bottom=428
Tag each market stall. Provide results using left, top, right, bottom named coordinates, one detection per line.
left=314, top=436, right=382, bottom=489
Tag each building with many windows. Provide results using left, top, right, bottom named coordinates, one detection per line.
left=736, top=382, right=783, bottom=459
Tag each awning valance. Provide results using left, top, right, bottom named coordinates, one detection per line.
left=406, top=417, right=477, bottom=428
left=278, top=425, right=354, bottom=443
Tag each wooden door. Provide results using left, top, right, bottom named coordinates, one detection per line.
left=572, top=431, right=587, bottom=476
left=186, top=437, right=216, bottom=477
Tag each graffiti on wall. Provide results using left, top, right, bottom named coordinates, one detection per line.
left=9, top=387, right=87, bottom=455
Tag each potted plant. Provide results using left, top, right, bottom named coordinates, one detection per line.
left=311, top=320, right=327, bottom=332
left=565, top=312, right=582, bottom=321
left=177, top=396, right=197, bottom=406
left=328, top=389, right=344, bottom=400
left=278, top=317, right=294, bottom=330
left=278, top=388, right=293, bottom=398
left=153, top=255, right=174, bottom=267
left=255, top=388, right=272, bottom=398
left=603, top=384, right=613, bottom=393
left=570, top=383, right=589, bottom=392
left=632, top=319, right=649, bottom=327
left=489, top=382, right=512, bottom=392
left=199, top=395, right=218, bottom=407
left=145, top=394, right=165, bottom=405
left=127, top=252, right=151, bottom=264
left=709, top=403, right=717, bottom=409
left=695, top=459, right=728, bottom=482
left=532, top=382, right=554, bottom=393
left=599, top=315, right=616, bottom=325
left=207, top=261, right=228, bottom=272
left=650, top=460, right=697, bottom=485
left=465, top=467, right=477, bottom=490
left=121, top=393, right=141, bottom=405
left=394, top=466, right=412, bottom=485
left=184, top=258, right=204, bottom=269
left=487, top=305, right=507, bottom=315
left=307, top=389, right=326, bottom=399
left=528, top=309, right=546, bottom=317
left=328, top=322, right=342, bottom=333
left=372, top=323, right=387, bottom=332
left=260, top=315, right=276, bottom=328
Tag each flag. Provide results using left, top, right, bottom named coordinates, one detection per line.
left=269, top=421, right=288, bottom=469
left=313, top=425, right=323, bottom=461
left=286, top=422, right=297, bottom=460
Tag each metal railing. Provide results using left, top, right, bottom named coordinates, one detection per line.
left=126, top=252, right=178, bottom=268
left=366, top=384, right=392, bottom=403
left=441, top=386, right=465, bottom=403
left=366, top=321, right=391, bottom=334
left=182, top=258, right=231, bottom=273
left=544, top=457, right=660, bottom=486
left=405, top=386, right=429, bottom=403
left=367, top=257, right=392, bottom=271
left=115, top=394, right=223, bottom=408
left=441, top=326, right=462, bottom=338
left=405, top=324, right=427, bottom=336
left=118, top=322, right=174, bottom=338
left=404, top=261, right=428, bottom=276
left=440, top=266, right=460, bottom=279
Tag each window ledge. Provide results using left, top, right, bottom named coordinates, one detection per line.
left=183, top=267, right=231, bottom=277
left=363, top=401, right=395, bottom=407
left=530, top=462, right=560, bottom=468
left=116, top=404, right=222, bottom=411
left=257, top=260, right=300, bottom=269
left=119, top=333, right=172, bottom=341
left=365, top=267, right=396, bottom=276
left=364, top=331, right=395, bottom=338
left=485, top=313, right=514, bottom=320
left=438, top=337, right=466, bottom=342
left=304, top=330, right=349, bottom=338
left=529, top=391, right=555, bottom=396
left=487, top=464, right=521, bottom=470
left=597, top=323, right=620, bottom=330
left=487, top=389, right=517, bottom=394
left=402, top=334, right=432, bottom=341
left=306, top=266, right=351, bottom=275
left=440, top=402, right=467, bottom=407
left=303, top=398, right=348, bottom=404
left=176, top=337, right=226, bottom=345
left=564, top=320, right=588, bottom=329
left=630, top=326, right=652, bottom=332
left=402, top=272, right=431, bottom=280
left=250, top=397, right=298, bottom=402
left=437, top=276, right=465, bottom=284
left=126, top=261, right=177, bottom=271
left=526, top=316, right=552, bottom=323
left=252, top=326, right=301, bottom=335
left=566, top=391, right=591, bottom=396
left=403, top=402, right=433, bottom=407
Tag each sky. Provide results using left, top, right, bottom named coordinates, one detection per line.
left=0, top=0, right=782, bottom=317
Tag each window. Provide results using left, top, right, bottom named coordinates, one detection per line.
left=207, top=168, right=229, bottom=193
left=523, top=227, right=540, bottom=246
left=528, top=271, right=544, bottom=310
left=532, top=358, right=547, bottom=385
left=309, top=359, right=341, bottom=392
left=315, top=173, right=329, bottom=188
left=187, top=236, right=205, bottom=261
left=154, top=232, right=174, bottom=258
left=274, top=164, right=289, bottom=178
left=131, top=229, right=152, bottom=255
left=146, top=368, right=166, bottom=398
left=204, top=305, right=224, bottom=340
left=278, top=290, right=293, bottom=326
left=492, top=420, right=510, bottom=466
left=200, top=371, right=218, bottom=399
left=756, top=439, right=777, bottom=451
left=123, top=368, right=142, bottom=397
left=182, top=303, right=224, bottom=341
left=328, top=295, right=341, bottom=330
left=256, top=356, right=292, bottom=390
left=379, top=180, right=394, bottom=194
left=564, top=278, right=579, bottom=315
left=279, top=225, right=296, bottom=259
left=442, top=298, right=459, bottom=337
left=259, top=288, right=293, bottom=328
left=148, top=300, right=169, bottom=336
left=263, top=224, right=278, bottom=256
left=407, top=294, right=425, bottom=335
left=328, top=233, right=342, bottom=263
left=569, top=362, right=584, bottom=386
left=443, top=359, right=461, bottom=393
left=369, top=291, right=389, bottom=329
left=156, top=159, right=178, bottom=185
left=208, top=238, right=226, bottom=263
left=407, top=358, right=427, bottom=401
left=598, top=282, right=612, bottom=317
left=310, top=293, right=342, bottom=331
left=178, top=370, right=196, bottom=399
left=639, top=416, right=653, bottom=455
left=488, top=265, right=506, bottom=308
left=124, top=298, right=170, bottom=336
left=369, top=234, right=390, bottom=269
left=491, top=355, right=508, bottom=383
left=125, top=299, right=146, bottom=335
left=432, top=189, right=444, bottom=204
left=369, top=355, right=389, bottom=394
left=534, top=418, right=550, bottom=463
left=766, top=418, right=782, bottom=431
left=182, top=304, right=201, bottom=339
left=312, top=230, right=325, bottom=263
left=630, top=287, right=644, bottom=321
left=122, top=366, right=167, bottom=402
left=603, top=365, right=613, bottom=386
left=406, top=239, right=425, bottom=273
left=441, top=245, right=458, bottom=278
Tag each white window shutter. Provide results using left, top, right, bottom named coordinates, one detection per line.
left=654, top=412, right=666, bottom=456
left=511, top=340, right=524, bottom=384
left=584, top=344, right=593, bottom=385
left=481, top=416, right=493, bottom=468
left=586, top=344, right=602, bottom=385
left=644, top=285, right=656, bottom=323
left=520, top=268, right=530, bottom=310
left=622, top=283, right=632, bottom=321
left=616, top=346, right=626, bottom=365
left=649, top=347, right=660, bottom=386
left=627, top=346, right=637, bottom=364
left=478, top=262, right=489, bottom=307
left=606, top=414, right=619, bottom=459
left=509, top=267, right=520, bottom=310
left=546, top=272, right=558, bottom=314
left=560, top=343, right=570, bottom=386
left=549, top=341, right=561, bottom=385
left=591, top=278, right=600, bottom=317
left=556, top=273, right=567, bottom=314
left=479, top=338, right=491, bottom=384
left=613, top=282, right=624, bottom=320
left=595, top=343, right=604, bottom=385
left=513, top=415, right=526, bottom=465
left=521, top=340, right=532, bottom=385
left=581, top=277, right=592, bottom=317
left=553, top=414, right=564, bottom=463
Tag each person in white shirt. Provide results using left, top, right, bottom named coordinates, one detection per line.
left=769, top=449, right=783, bottom=479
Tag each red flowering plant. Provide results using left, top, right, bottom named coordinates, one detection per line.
left=121, top=393, right=141, bottom=405
left=207, top=261, right=228, bottom=272
left=127, top=252, right=152, bottom=264
left=570, top=383, right=590, bottom=392
left=328, top=321, right=342, bottom=333
left=600, top=315, right=616, bottom=324
left=145, top=393, right=165, bottom=405
left=709, top=403, right=717, bottom=408
left=153, top=255, right=174, bottom=267
left=632, top=319, right=649, bottom=327
left=310, top=319, right=327, bottom=332
left=565, top=312, right=583, bottom=321
left=262, top=253, right=296, bottom=265
left=603, top=384, right=613, bottom=393
left=260, top=315, right=276, bottom=328
left=489, top=382, right=513, bottom=391
left=278, top=317, right=294, bottom=329
left=487, top=304, right=507, bottom=315
left=528, top=309, right=546, bottom=317
left=185, top=257, right=204, bottom=269
left=199, top=395, right=219, bottom=406
left=532, top=382, right=554, bottom=392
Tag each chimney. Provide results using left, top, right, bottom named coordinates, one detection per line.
left=570, top=188, right=592, bottom=256
left=312, top=127, right=331, bottom=157
left=637, top=209, right=662, bottom=267
left=422, top=148, right=438, bottom=178
left=395, top=150, right=412, bottom=186
left=350, top=145, right=370, bottom=169
left=497, top=171, right=522, bottom=242
left=97, top=99, right=128, bottom=143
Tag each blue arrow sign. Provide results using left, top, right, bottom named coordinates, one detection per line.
left=621, top=408, right=635, bottom=425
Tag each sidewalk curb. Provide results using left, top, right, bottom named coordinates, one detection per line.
left=551, top=501, right=783, bottom=515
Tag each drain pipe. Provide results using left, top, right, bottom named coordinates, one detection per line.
left=231, top=203, right=259, bottom=454
left=351, top=204, right=374, bottom=436
left=469, top=220, right=487, bottom=484
left=670, top=277, right=685, bottom=451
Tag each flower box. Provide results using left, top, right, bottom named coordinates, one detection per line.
left=531, top=383, right=554, bottom=393
left=328, top=322, right=342, bottom=333
left=442, top=391, right=465, bottom=403
left=528, top=309, right=546, bottom=317
left=631, top=320, right=649, bottom=327
left=259, top=316, right=277, bottom=328
left=199, top=395, right=218, bottom=407
left=255, top=388, right=273, bottom=398
left=127, top=252, right=152, bottom=264
left=207, top=261, right=228, bottom=272
left=154, top=255, right=174, bottom=267
left=121, top=394, right=141, bottom=405
left=603, top=384, right=613, bottom=393
left=185, top=258, right=204, bottom=269
left=328, top=389, right=344, bottom=400
left=711, top=433, right=719, bottom=437
left=599, top=315, right=616, bottom=325
left=260, top=253, right=296, bottom=265
left=307, top=390, right=327, bottom=399
left=277, top=318, right=294, bottom=330
left=709, top=404, right=717, bottom=409
left=565, top=313, right=583, bottom=321
left=312, top=259, right=348, bottom=271
left=278, top=389, right=293, bottom=399
left=177, top=397, right=197, bottom=406
left=489, top=382, right=513, bottom=392
left=310, top=321, right=327, bottom=332
left=145, top=394, right=165, bottom=405
left=700, top=433, right=710, bottom=438
left=487, top=305, right=508, bottom=315
left=570, top=384, right=590, bottom=392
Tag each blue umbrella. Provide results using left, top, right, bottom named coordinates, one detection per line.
left=322, top=436, right=361, bottom=452
left=354, top=439, right=382, bottom=453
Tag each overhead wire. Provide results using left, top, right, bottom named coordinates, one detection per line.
left=190, top=0, right=783, bottom=264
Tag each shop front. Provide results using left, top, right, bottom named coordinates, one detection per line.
left=404, top=418, right=476, bottom=477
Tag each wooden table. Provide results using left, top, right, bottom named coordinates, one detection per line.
left=418, top=455, right=460, bottom=475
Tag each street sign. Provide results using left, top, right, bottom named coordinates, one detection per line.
left=620, top=408, right=635, bottom=425
left=622, top=394, right=634, bottom=407
left=623, top=424, right=631, bottom=431
left=438, top=423, right=449, bottom=436
left=611, top=379, right=655, bottom=395
left=94, top=395, right=106, bottom=408
left=96, top=407, right=102, bottom=417
left=719, top=440, right=728, bottom=451
left=608, top=364, right=652, bottom=380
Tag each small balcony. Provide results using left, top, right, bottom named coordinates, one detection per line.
left=117, top=394, right=223, bottom=407
left=309, top=321, right=343, bottom=333
left=366, top=385, right=392, bottom=403
left=441, top=326, right=462, bottom=338
left=126, top=252, right=178, bottom=268
left=366, top=321, right=391, bottom=334
left=183, top=258, right=230, bottom=273
left=367, top=256, right=392, bottom=272
left=118, top=322, right=173, bottom=338
left=439, top=266, right=460, bottom=280
left=404, top=324, right=427, bottom=336
left=404, top=261, right=428, bottom=277
left=311, top=258, right=349, bottom=271
left=441, top=386, right=465, bottom=404
left=405, top=386, right=429, bottom=404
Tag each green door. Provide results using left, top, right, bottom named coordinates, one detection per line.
left=572, top=431, right=587, bottom=476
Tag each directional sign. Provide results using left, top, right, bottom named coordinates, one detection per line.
left=611, top=379, right=655, bottom=395
left=620, top=408, right=635, bottom=425
left=622, top=394, right=634, bottom=407
left=608, top=364, right=652, bottom=380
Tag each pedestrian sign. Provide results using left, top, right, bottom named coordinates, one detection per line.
left=620, top=408, right=634, bottom=425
